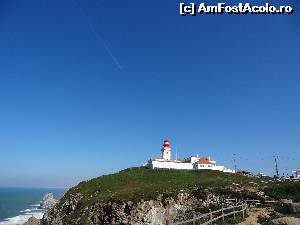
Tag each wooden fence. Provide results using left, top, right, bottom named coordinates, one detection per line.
left=244, top=199, right=261, bottom=207
left=171, top=203, right=247, bottom=225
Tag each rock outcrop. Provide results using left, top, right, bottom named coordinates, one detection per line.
left=277, top=199, right=300, bottom=214
left=40, top=193, right=58, bottom=209
left=42, top=192, right=201, bottom=225
left=23, top=216, right=40, bottom=225
left=41, top=189, right=253, bottom=225
left=280, top=199, right=300, bottom=214
left=271, top=217, right=300, bottom=225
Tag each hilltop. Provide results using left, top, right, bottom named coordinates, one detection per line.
left=41, top=167, right=300, bottom=225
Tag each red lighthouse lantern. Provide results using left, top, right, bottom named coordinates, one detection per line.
left=163, top=139, right=170, bottom=148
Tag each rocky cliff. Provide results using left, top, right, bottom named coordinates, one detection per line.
left=40, top=192, right=58, bottom=209
left=41, top=167, right=274, bottom=225
left=42, top=190, right=238, bottom=225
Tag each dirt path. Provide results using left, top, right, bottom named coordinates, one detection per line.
left=237, top=207, right=273, bottom=225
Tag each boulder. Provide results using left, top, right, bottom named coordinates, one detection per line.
left=40, top=193, right=58, bottom=209
left=288, top=203, right=300, bottom=214
left=24, top=216, right=40, bottom=225
left=281, top=200, right=300, bottom=214
left=271, top=217, right=300, bottom=225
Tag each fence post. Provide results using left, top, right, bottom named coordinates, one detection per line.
left=242, top=204, right=245, bottom=219
left=222, top=204, right=224, bottom=222
left=193, top=211, right=196, bottom=225
left=209, top=209, right=212, bottom=225
left=233, top=205, right=236, bottom=220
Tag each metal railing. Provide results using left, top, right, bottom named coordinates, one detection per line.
left=171, top=203, right=247, bottom=225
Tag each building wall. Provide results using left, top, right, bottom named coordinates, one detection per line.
left=190, top=156, right=199, bottom=164
left=146, top=158, right=235, bottom=173
left=196, top=164, right=215, bottom=170
left=222, top=168, right=235, bottom=173
left=148, top=161, right=194, bottom=170
left=211, top=165, right=225, bottom=171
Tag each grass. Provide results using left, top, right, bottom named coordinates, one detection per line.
left=67, top=167, right=273, bottom=204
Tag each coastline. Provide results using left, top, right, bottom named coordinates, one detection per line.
left=0, top=207, right=44, bottom=225
left=0, top=187, right=65, bottom=225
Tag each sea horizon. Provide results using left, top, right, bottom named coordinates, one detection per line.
left=0, top=186, right=69, bottom=190
left=0, top=187, right=66, bottom=225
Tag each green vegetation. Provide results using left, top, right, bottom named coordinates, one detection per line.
left=264, top=182, right=300, bottom=202
left=59, top=167, right=300, bottom=208
left=51, top=167, right=300, bottom=225
left=257, top=216, right=271, bottom=225
left=68, top=167, right=272, bottom=204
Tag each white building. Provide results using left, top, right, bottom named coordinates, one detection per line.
left=146, top=139, right=235, bottom=173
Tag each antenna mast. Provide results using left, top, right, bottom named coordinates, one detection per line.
left=233, top=154, right=237, bottom=172
left=274, top=155, right=279, bottom=178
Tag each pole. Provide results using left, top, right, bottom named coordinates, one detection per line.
left=233, top=154, right=237, bottom=172
left=222, top=204, right=225, bottom=222
left=274, top=156, right=279, bottom=178
left=193, top=212, right=195, bottom=225
left=209, top=209, right=212, bottom=225
left=233, top=205, right=236, bottom=220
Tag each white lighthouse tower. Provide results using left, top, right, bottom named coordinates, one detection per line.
left=161, top=139, right=171, bottom=161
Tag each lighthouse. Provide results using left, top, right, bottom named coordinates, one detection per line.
left=161, top=139, right=171, bottom=161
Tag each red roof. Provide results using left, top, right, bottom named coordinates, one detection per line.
left=197, top=158, right=212, bottom=164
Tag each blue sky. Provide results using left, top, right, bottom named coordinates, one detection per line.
left=0, top=0, right=300, bottom=188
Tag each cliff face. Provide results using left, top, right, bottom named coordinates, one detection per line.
left=42, top=191, right=223, bottom=225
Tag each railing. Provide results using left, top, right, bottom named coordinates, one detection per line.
left=244, top=199, right=261, bottom=207
left=171, top=203, right=247, bottom=225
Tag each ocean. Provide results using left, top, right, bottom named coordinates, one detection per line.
left=0, top=187, right=65, bottom=225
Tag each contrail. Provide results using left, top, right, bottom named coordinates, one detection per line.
left=71, top=0, right=122, bottom=70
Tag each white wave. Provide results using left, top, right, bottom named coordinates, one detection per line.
left=27, top=208, right=40, bottom=212
left=0, top=211, right=44, bottom=225
left=29, top=204, right=40, bottom=207
left=24, top=210, right=43, bottom=215
left=19, top=209, right=31, bottom=213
